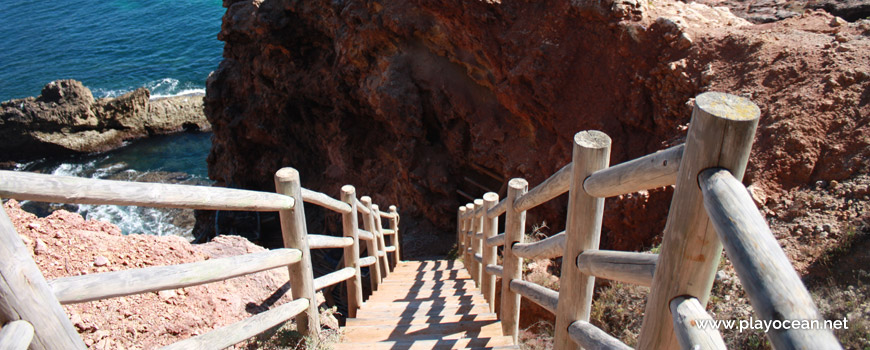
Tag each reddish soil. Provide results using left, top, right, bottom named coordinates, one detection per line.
left=4, top=199, right=298, bottom=349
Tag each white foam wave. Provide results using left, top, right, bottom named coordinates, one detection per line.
left=149, top=88, right=205, bottom=100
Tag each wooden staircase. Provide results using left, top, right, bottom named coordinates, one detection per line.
left=336, top=260, right=517, bottom=350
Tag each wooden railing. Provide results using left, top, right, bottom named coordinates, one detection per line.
left=0, top=167, right=401, bottom=350
left=457, top=92, right=842, bottom=350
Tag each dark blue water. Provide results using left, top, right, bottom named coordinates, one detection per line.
left=0, top=0, right=224, bottom=101
left=2, top=1, right=224, bottom=237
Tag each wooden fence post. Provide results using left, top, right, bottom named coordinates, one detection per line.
left=372, top=204, right=391, bottom=276
left=464, top=203, right=475, bottom=279
left=340, top=185, right=363, bottom=318
left=482, top=192, right=499, bottom=311
left=501, top=178, right=528, bottom=341
left=0, top=205, right=86, bottom=350
left=389, top=205, right=400, bottom=266
left=360, top=196, right=382, bottom=288
left=638, top=92, right=760, bottom=349
left=458, top=206, right=467, bottom=254
left=553, top=131, right=612, bottom=350
left=275, top=168, right=320, bottom=338
left=471, top=198, right=484, bottom=286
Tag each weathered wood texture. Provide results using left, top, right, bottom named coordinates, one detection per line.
left=160, top=298, right=309, bottom=350
left=509, top=280, right=559, bottom=314
left=50, top=249, right=301, bottom=304
left=486, top=198, right=507, bottom=219
left=0, top=206, right=87, bottom=350
left=482, top=192, right=499, bottom=311
left=458, top=207, right=467, bottom=252
left=372, top=204, right=391, bottom=277
left=274, top=167, right=319, bottom=337
left=485, top=264, right=504, bottom=278
left=512, top=232, right=565, bottom=260
left=314, top=267, right=357, bottom=291
left=639, top=92, right=760, bottom=350
left=308, top=234, right=354, bottom=249
left=0, top=170, right=294, bottom=211
left=361, top=197, right=382, bottom=291
left=464, top=203, right=475, bottom=286
left=576, top=250, right=657, bottom=287
left=471, top=199, right=484, bottom=286
left=356, top=198, right=372, bottom=215
left=513, top=163, right=572, bottom=212
left=358, top=229, right=374, bottom=241
left=388, top=205, right=401, bottom=265
left=359, top=256, right=378, bottom=267
left=583, top=144, right=684, bottom=198
left=302, top=188, right=352, bottom=214
left=341, top=185, right=363, bottom=318
left=0, top=320, right=34, bottom=350
left=567, top=321, right=633, bottom=350
left=500, top=178, right=528, bottom=341
left=669, top=296, right=726, bottom=350
left=486, top=234, right=505, bottom=247
left=700, top=169, right=841, bottom=349
left=553, top=131, right=611, bottom=350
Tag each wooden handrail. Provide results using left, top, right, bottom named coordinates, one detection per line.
left=301, top=188, right=352, bottom=214
left=308, top=234, right=354, bottom=249
left=485, top=233, right=505, bottom=247
left=583, top=143, right=684, bottom=198
left=358, top=229, right=375, bottom=241
left=160, top=298, right=309, bottom=350
left=700, top=169, right=840, bottom=348
left=670, top=296, right=726, bottom=350
left=509, top=279, right=558, bottom=314
left=0, top=170, right=295, bottom=212
left=576, top=250, right=657, bottom=287
left=359, top=256, right=377, bottom=267
left=314, top=267, right=356, bottom=291
left=512, top=232, right=565, bottom=260
left=485, top=264, right=503, bottom=278
left=355, top=198, right=372, bottom=215
left=513, top=162, right=573, bottom=213
left=0, top=321, right=34, bottom=350
left=567, top=321, right=633, bottom=350
left=486, top=198, right=507, bottom=219
left=50, top=249, right=302, bottom=304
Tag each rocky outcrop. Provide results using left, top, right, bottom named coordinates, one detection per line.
left=204, top=0, right=869, bottom=256
left=0, top=80, right=210, bottom=162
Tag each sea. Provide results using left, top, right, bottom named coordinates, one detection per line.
left=1, top=0, right=225, bottom=238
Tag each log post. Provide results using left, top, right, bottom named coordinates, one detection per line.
left=471, top=198, right=484, bottom=286
left=372, top=204, right=391, bottom=276
left=340, top=186, right=363, bottom=318
left=389, top=205, right=400, bottom=267
left=464, top=203, right=475, bottom=278
left=482, top=192, right=499, bottom=311
left=458, top=206, right=467, bottom=254
left=360, top=196, right=382, bottom=289
left=553, top=131, right=612, bottom=350
left=0, top=204, right=86, bottom=350
left=638, top=92, right=760, bottom=349
left=500, top=178, right=528, bottom=341
left=274, top=168, right=320, bottom=338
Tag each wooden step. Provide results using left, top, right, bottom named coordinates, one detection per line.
left=343, top=321, right=505, bottom=342
left=356, top=304, right=491, bottom=318
left=333, top=336, right=516, bottom=350
left=346, top=313, right=500, bottom=326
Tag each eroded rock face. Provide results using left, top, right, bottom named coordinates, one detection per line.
left=0, top=80, right=210, bottom=161
left=204, top=0, right=869, bottom=256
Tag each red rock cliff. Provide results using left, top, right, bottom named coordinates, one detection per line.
left=203, top=0, right=870, bottom=255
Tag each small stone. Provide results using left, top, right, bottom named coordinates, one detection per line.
left=27, top=222, right=41, bottom=231
left=158, top=290, right=178, bottom=300
left=747, top=185, right=767, bottom=208
left=93, top=255, right=109, bottom=267
left=830, top=17, right=847, bottom=27
left=716, top=270, right=729, bottom=282
left=829, top=180, right=839, bottom=189
left=34, top=239, right=48, bottom=255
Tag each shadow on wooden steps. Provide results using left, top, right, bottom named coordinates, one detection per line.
left=335, top=260, right=518, bottom=350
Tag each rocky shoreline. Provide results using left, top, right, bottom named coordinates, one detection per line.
left=0, top=79, right=210, bottom=165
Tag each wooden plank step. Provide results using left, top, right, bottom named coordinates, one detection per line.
left=342, top=321, right=505, bottom=342
left=356, top=304, right=491, bottom=318
left=360, top=300, right=488, bottom=312
left=379, top=280, right=478, bottom=289
left=365, top=295, right=489, bottom=305
left=334, top=336, right=516, bottom=350
left=346, top=313, right=500, bottom=326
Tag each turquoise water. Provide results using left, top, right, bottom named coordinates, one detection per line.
left=0, top=0, right=224, bottom=101
left=2, top=1, right=224, bottom=236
